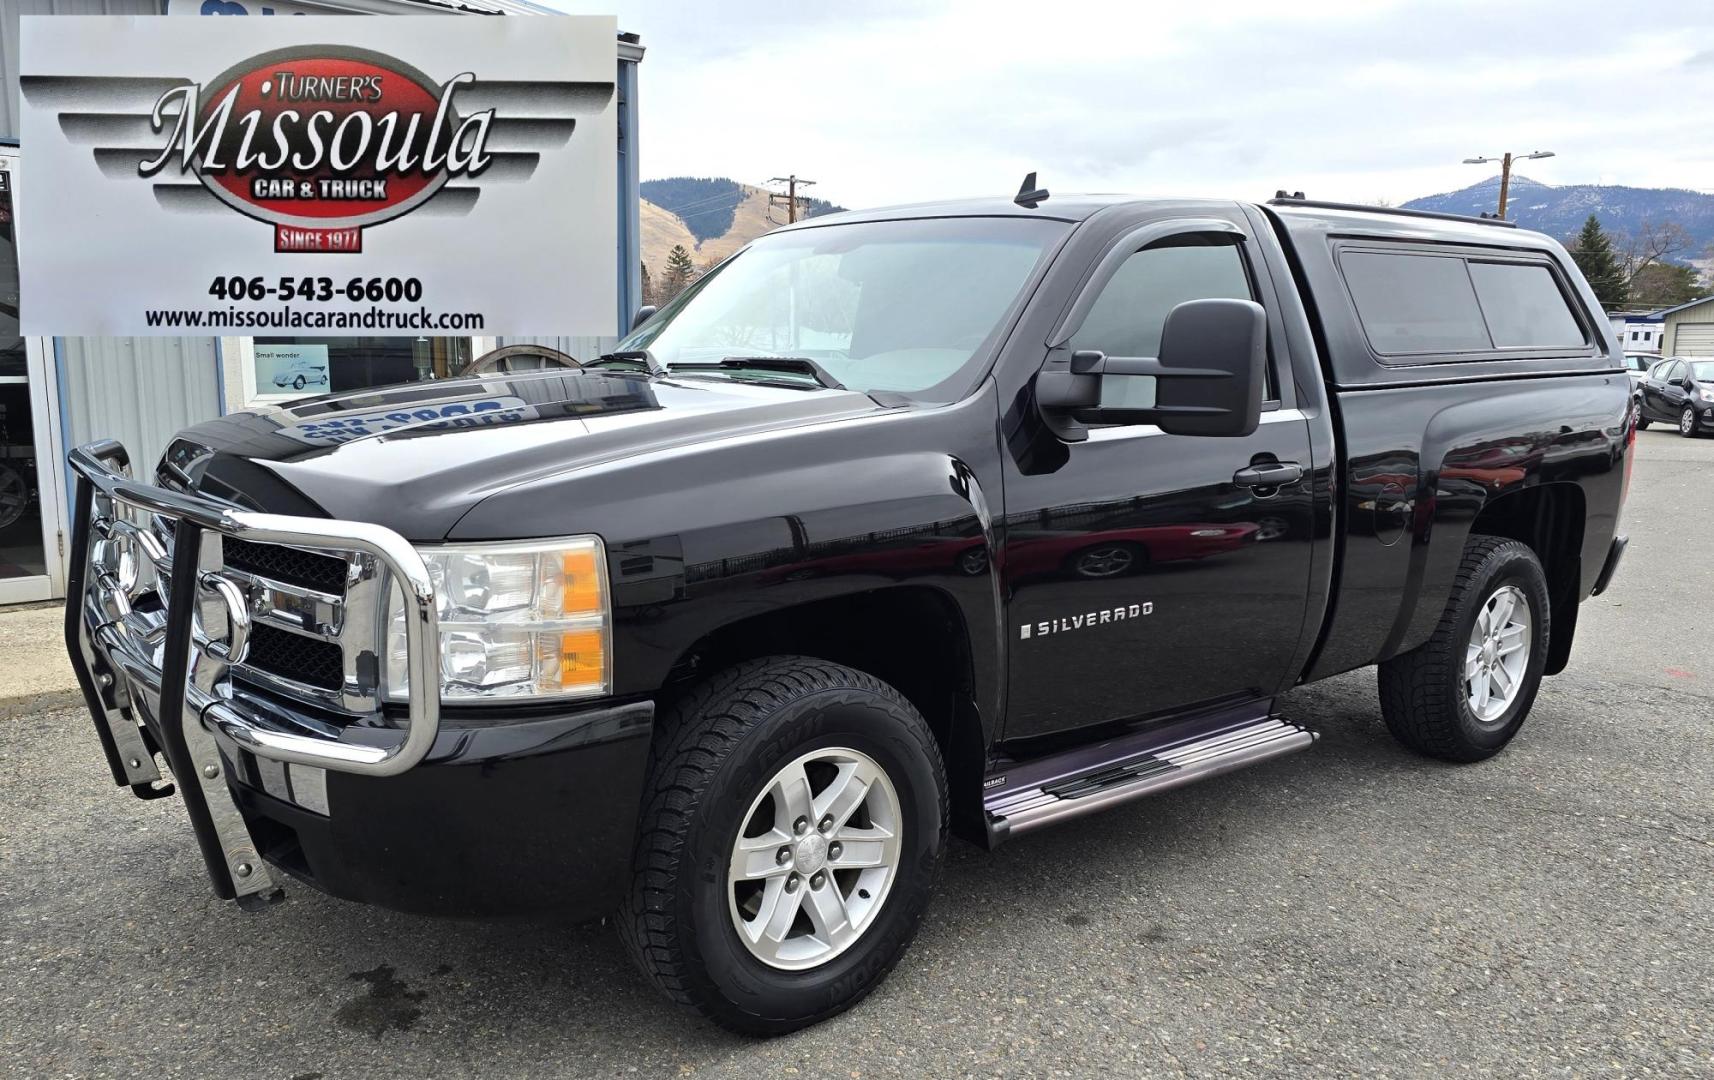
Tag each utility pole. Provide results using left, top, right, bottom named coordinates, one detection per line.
left=1462, top=150, right=1555, bottom=219
left=767, top=175, right=817, bottom=224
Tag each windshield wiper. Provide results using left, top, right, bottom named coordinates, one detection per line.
left=585, top=349, right=667, bottom=378
left=666, top=356, right=847, bottom=390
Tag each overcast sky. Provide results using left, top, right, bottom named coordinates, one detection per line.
left=545, top=0, right=1714, bottom=212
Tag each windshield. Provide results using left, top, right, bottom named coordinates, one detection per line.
left=620, top=216, right=1069, bottom=401
left=1690, top=360, right=1714, bottom=381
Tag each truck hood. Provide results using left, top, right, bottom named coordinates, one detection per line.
left=162, top=370, right=889, bottom=539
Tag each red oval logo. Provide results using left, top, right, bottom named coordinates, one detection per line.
left=141, top=46, right=491, bottom=232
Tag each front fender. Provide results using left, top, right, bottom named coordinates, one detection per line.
left=449, top=387, right=1009, bottom=734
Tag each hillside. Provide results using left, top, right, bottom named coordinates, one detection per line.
left=1404, top=176, right=1714, bottom=259
left=638, top=177, right=846, bottom=282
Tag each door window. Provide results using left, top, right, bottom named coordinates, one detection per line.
left=0, top=170, right=17, bottom=379
left=0, top=159, right=48, bottom=586
left=1069, top=238, right=1259, bottom=409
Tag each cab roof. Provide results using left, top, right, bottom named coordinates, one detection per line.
left=781, top=193, right=1562, bottom=251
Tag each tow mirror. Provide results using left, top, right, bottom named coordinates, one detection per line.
left=631, top=305, right=658, bottom=332
left=1036, top=298, right=1267, bottom=442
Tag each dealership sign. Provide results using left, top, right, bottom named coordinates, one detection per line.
left=19, top=17, right=617, bottom=336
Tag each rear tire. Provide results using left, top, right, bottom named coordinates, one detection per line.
left=1377, top=536, right=1550, bottom=762
left=619, top=656, right=947, bottom=1035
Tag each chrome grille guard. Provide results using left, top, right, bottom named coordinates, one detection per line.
left=64, top=440, right=440, bottom=906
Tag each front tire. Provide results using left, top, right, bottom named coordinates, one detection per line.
left=620, top=656, right=947, bottom=1035
left=293, top=375, right=306, bottom=389
left=1681, top=406, right=1700, bottom=438
left=1377, top=536, right=1550, bottom=762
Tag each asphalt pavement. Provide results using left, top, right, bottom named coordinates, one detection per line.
left=2, top=429, right=1710, bottom=1079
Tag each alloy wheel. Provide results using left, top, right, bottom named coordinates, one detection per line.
left=728, top=747, right=903, bottom=971
left=1464, top=584, right=1531, bottom=724
left=1683, top=407, right=1696, bottom=436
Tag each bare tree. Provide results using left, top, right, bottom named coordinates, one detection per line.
left=1614, top=220, right=1692, bottom=281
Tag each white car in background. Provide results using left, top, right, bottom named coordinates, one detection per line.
left=1621, top=352, right=1657, bottom=386
left=272, top=360, right=328, bottom=391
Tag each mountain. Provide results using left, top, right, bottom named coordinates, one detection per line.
left=1404, top=176, right=1714, bottom=262
left=638, top=177, right=846, bottom=281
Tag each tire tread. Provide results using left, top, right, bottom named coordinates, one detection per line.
left=1377, top=536, right=1542, bottom=763
left=617, top=655, right=946, bottom=1030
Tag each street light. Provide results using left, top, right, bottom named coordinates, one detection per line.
left=1462, top=150, right=1556, bottom=219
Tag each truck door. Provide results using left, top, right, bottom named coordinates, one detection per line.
left=1000, top=212, right=1316, bottom=739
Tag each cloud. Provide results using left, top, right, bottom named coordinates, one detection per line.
left=552, top=0, right=1714, bottom=209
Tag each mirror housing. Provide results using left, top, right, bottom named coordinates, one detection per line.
left=1036, top=297, right=1267, bottom=442
left=631, top=305, right=658, bottom=332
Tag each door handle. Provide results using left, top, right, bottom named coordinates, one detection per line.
left=1233, top=461, right=1304, bottom=488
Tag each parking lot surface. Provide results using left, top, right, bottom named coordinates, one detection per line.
left=2, top=430, right=1710, bottom=1079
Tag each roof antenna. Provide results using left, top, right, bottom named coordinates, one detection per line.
left=1014, top=172, right=1049, bottom=209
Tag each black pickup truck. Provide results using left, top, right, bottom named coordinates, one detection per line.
left=66, top=191, right=1633, bottom=1034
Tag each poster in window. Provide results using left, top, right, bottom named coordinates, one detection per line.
left=255, top=342, right=330, bottom=394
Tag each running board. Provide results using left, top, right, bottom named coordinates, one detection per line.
left=985, top=712, right=1317, bottom=841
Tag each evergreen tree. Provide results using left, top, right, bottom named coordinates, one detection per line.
left=662, top=244, right=697, bottom=302
left=1568, top=215, right=1627, bottom=311
left=639, top=260, right=656, bottom=308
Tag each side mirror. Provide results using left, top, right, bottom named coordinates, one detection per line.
left=630, top=305, right=658, bottom=332
left=1036, top=298, right=1267, bottom=442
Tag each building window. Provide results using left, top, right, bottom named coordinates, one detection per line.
left=244, top=337, right=476, bottom=404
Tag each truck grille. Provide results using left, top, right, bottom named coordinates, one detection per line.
left=244, top=624, right=346, bottom=691
left=144, top=523, right=379, bottom=714
left=223, top=537, right=348, bottom=594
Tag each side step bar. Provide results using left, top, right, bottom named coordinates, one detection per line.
left=985, top=712, right=1317, bottom=841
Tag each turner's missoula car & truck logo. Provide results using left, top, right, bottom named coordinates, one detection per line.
left=25, top=46, right=611, bottom=254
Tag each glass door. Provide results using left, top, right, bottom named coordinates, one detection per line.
left=0, top=147, right=67, bottom=605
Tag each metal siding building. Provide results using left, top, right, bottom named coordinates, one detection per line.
left=1661, top=296, right=1714, bottom=357
left=56, top=336, right=222, bottom=476
left=0, top=1, right=642, bottom=602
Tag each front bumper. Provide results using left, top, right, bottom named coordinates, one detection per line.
left=226, top=698, right=653, bottom=916
left=65, top=440, right=652, bottom=917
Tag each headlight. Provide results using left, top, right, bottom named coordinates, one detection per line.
left=383, top=536, right=610, bottom=703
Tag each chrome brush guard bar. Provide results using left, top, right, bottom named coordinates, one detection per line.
left=64, top=440, right=440, bottom=906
